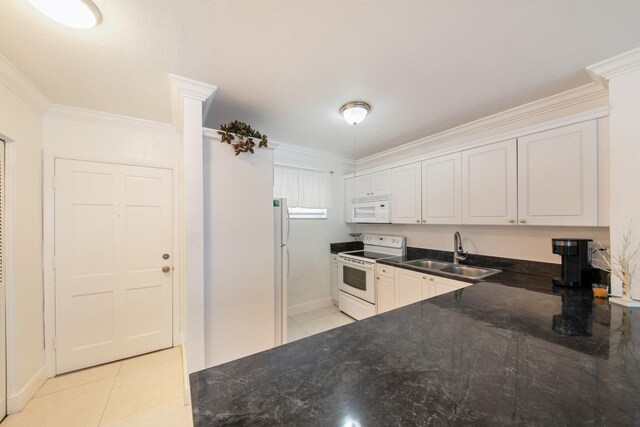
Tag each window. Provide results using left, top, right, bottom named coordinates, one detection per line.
left=288, top=207, right=328, bottom=220
left=274, top=165, right=332, bottom=219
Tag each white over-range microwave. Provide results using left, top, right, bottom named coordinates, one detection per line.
left=351, top=195, right=391, bottom=223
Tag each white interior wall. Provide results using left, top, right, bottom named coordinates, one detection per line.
left=42, top=109, right=183, bottom=368
left=203, top=134, right=275, bottom=367
left=606, top=67, right=640, bottom=299
left=0, top=71, right=45, bottom=410
left=273, top=145, right=354, bottom=310
left=43, top=109, right=180, bottom=164
left=353, top=223, right=609, bottom=264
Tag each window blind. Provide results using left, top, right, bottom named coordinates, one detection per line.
left=273, top=165, right=332, bottom=209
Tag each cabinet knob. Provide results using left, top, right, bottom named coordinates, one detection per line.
left=508, top=219, right=515, bottom=224
left=421, top=220, right=426, bottom=224
left=423, top=276, right=427, bottom=279
left=382, top=269, right=387, bottom=272
left=377, top=276, right=380, bottom=280
left=520, top=219, right=526, bottom=224
left=416, top=220, right=420, bottom=223
left=430, top=277, right=434, bottom=281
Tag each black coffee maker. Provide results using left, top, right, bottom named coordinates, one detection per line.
left=552, top=239, right=593, bottom=287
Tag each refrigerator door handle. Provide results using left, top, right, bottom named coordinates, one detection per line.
left=286, top=246, right=290, bottom=277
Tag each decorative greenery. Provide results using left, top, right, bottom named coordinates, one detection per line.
left=595, top=224, right=640, bottom=302
left=218, top=120, right=269, bottom=156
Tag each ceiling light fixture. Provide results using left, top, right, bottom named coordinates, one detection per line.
left=340, top=101, right=371, bottom=126
left=27, top=0, right=102, bottom=29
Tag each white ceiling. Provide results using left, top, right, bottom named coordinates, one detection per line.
left=1, top=0, right=640, bottom=157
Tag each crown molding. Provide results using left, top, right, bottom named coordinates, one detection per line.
left=0, top=52, right=51, bottom=115
left=45, top=104, right=178, bottom=134
left=587, top=47, right=640, bottom=88
left=357, top=83, right=607, bottom=166
left=169, top=74, right=218, bottom=102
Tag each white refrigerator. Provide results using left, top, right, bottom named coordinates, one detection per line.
left=274, top=198, right=289, bottom=345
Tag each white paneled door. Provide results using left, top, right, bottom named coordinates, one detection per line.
left=54, top=160, right=173, bottom=374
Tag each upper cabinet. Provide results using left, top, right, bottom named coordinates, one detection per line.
left=391, top=163, right=422, bottom=224
left=422, top=153, right=462, bottom=224
left=462, top=139, right=518, bottom=225
left=343, top=119, right=602, bottom=227
left=354, top=170, right=391, bottom=198
left=517, top=121, right=598, bottom=226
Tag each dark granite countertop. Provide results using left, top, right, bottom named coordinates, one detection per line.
left=191, top=268, right=638, bottom=425
left=330, top=241, right=364, bottom=254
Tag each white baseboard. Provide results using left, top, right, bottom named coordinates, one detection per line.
left=8, top=365, right=47, bottom=414
left=287, top=297, right=333, bottom=316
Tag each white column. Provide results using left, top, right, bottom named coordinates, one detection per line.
left=588, top=48, right=640, bottom=300
left=169, top=75, right=217, bottom=373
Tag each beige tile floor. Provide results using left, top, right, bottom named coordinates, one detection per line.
left=1, top=346, right=192, bottom=427
left=287, top=304, right=355, bottom=342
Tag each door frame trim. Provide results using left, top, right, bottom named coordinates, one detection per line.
left=43, top=151, right=181, bottom=377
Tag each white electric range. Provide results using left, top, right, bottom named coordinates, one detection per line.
left=337, top=234, right=406, bottom=320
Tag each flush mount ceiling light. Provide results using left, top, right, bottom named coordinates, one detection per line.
left=340, top=101, right=371, bottom=126
left=27, top=0, right=102, bottom=29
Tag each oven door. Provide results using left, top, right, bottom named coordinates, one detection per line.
left=338, top=257, right=375, bottom=304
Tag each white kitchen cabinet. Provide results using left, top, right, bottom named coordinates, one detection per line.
left=344, top=178, right=354, bottom=222
left=376, top=275, right=396, bottom=314
left=395, top=267, right=472, bottom=308
left=376, top=264, right=395, bottom=314
left=421, top=153, right=462, bottom=224
left=391, top=163, right=422, bottom=224
left=462, top=139, right=518, bottom=225
left=433, top=275, right=471, bottom=297
left=353, top=170, right=391, bottom=198
left=330, top=254, right=339, bottom=303
left=395, top=268, right=424, bottom=308
left=517, top=121, right=598, bottom=226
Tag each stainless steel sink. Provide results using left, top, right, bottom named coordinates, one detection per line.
left=439, top=265, right=501, bottom=279
left=405, top=259, right=449, bottom=270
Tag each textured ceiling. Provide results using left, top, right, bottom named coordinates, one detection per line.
left=1, top=0, right=640, bottom=157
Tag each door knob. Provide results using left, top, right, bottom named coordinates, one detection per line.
left=162, top=266, right=171, bottom=273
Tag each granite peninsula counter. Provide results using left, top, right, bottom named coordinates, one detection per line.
left=190, top=272, right=640, bottom=426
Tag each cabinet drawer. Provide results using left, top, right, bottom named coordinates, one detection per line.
left=376, top=264, right=395, bottom=278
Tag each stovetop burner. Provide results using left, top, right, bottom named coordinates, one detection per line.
left=342, top=250, right=396, bottom=260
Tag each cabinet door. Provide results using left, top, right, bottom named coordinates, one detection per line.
left=433, top=276, right=469, bottom=297
left=395, top=268, right=424, bottom=308
left=421, top=275, right=435, bottom=300
left=344, top=178, right=354, bottom=222
left=391, top=163, right=422, bottom=224
left=354, top=174, right=371, bottom=198
left=370, top=170, right=391, bottom=196
left=517, top=121, right=598, bottom=226
left=462, top=140, right=517, bottom=225
left=422, top=153, right=462, bottom=224
left=330, top=257, right=339, bottom=302
left=376, top=275, right=396, bottom=314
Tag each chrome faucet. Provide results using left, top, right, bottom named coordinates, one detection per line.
left=453, top=231, right=468, bottom=264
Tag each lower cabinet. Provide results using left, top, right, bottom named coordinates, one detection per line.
left=392, top=267, right=471, bottom=309
left=376, top=264, right=396, bottom=314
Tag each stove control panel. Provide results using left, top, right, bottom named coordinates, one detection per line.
left=363, top=234, right=405, bottom=249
